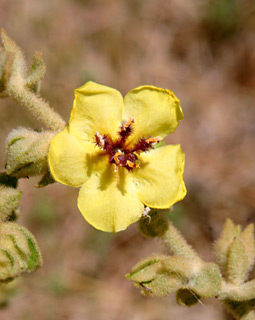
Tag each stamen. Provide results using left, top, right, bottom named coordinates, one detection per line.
left=113, top=151, right=122, bottom=165
left=118, top=116, right=135, bottom=146
left=127, top=160, right=139, bottom=169
left=135, top=162, right=140, bottom=168
left=145, top=136, right=162, bottom=144
left=94, top=117, right=161, bottom=172
left=95, top=131, right=105, bottom=150
left=123, top=116, right=134, bottom=131
left=126, top=160, right=134, bottom=168
left=132, top=136, right=162, bottom=154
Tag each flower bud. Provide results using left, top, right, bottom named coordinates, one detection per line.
left=126, top=255, right=165, bottom=283
left=144, top=273, right=182, bottom=297
left=0, top=222, right=42, bottom=282
left=5, top=128, right=55, bottom=178
left=25, top=51, right=45, bottom=92
left=227, top=238, right=247, bottom=285
left=0, top=49, right=6, bottom=92
left=213, top=219, right=241, bottom=274
left=214, top=219, right=255, bottom=284
left=0, top=50, right=13, bottom=97
left=238, top=223, right=255, bottom=275
left=138, top=209, right=169, bottom=238
left=0, top=184, right=22, bottom=222
left=126, top=255, right=182, bottom=297
left=1, top=29, right=27, bottom=80
left=189, top=263, right=222, bottom=297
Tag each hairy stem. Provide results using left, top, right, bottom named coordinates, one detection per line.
left=8, top=78, right=66, bottom=131
left=162, top=222, right=202, bottom=264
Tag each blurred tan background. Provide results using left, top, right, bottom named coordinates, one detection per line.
left=1, top=0, right=255, bottom=319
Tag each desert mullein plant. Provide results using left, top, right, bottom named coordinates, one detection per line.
left=0, top=30, right=255, bottom=320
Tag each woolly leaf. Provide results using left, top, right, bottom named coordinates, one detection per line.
left=0, top=222, right=42, bottom=282
left=213, top=218, right=241, bottom=274
left=239, top=224, right=255, bottom=275
left=1, top=29, right=27, bottom=78
left=26, top=51, right=45, bottom=89
left=5, top=128, right=55, bottom=178
left=0, top=184, right=22, bottom=221
left=227, top=238, right=248, bottom=285
left=190, top=263, right=222, bottom=297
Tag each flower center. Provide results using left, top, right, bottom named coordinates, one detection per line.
left=94, top=117, right=161, bottom=171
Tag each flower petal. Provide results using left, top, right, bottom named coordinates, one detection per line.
left=48, top=128, right=108, bottom=187
left=124, top=86, right=183, bottom=144
left=69, top=81, right=124, bottom=142
left=134, top=145, right=186, bottom=208
left=78, top=168, right=144, bottom=232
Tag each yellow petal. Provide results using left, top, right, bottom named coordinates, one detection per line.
left=48, top=127, right=108, bottom=187
left=134, top=145, right=186, bottom=208
left=78, top=167, right=144, bottom=232
left=124, top=86, right=183, bottom=145
left=69, top=81, right=124, bottom=142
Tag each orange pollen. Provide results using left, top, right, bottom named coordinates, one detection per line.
left=123, top=116, right=134, bottom=131
left=145, top=136, right=162, bottom=144
left=113, top=151, right=122, bottom=165
left=126, top=160, right=134, bottom=168
left=127, top=160, right=139, bottom=169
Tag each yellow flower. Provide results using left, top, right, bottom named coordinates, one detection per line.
left=48, top=81, right=186, bottom=232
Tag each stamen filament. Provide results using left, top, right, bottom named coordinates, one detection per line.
left=114, top=151, right=122, bottom=165
left=127, top=160, right=139, bottom=169
left=127, top=160, right=134, bottom=168
left=95, top=131, right=105, bottom=149
left=145, top=137, right=162, bottom=144
left=123, top=116, right=134, bottom=131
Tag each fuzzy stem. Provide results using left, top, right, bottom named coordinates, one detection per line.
left=8, top=78, right=66, bottom=131
left=224, top=300, right=255, bottom=320
left=162, top=222, right=202, bottom=264
left=241, top=312, right=255, bottom=320
left=219, top=279, right=255, bottom=301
